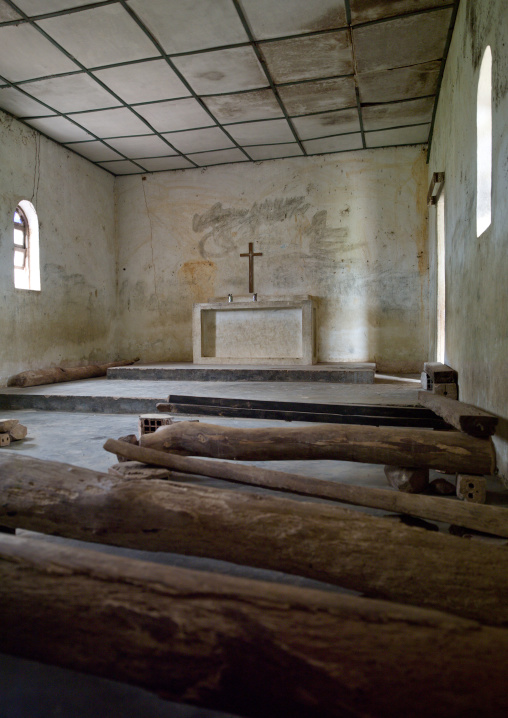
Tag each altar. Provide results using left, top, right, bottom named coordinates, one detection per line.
left=192, top=295, right=317, bottom=365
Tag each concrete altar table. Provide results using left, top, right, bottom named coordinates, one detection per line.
left=192, top=295, right=317, bottom=365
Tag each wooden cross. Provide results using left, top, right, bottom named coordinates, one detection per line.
left=240, top=242, right=263, bottom=293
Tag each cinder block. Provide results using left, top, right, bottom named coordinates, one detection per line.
left=456, top=474, right=487, bottom=504
left=432, top=383, right=458, bottom=399
left=138, top=414, right=174, bottom=436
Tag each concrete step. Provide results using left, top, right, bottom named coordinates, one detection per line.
left=107, top=362, right=376, bottom=383
left=0, top=373, right=423, bottom=417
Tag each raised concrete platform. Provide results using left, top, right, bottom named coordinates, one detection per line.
left=107, top=362, right=376, bottom=383
left=0, top=374, right=416, bottom=415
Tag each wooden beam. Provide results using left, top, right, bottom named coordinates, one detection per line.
left=1, top=452, right=508, bottom=624
left=158, top=402, right=450, bottom=428
left=3, top=534, right=508, bottom=718
left=139, top=421, right=496, bottom=475
left=163, top=394, right=441, bottom=418
left=106, top=438, right=508, bottom=538
left=418, top=391, right=498, bottom=438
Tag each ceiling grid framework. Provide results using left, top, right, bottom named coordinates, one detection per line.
left=0, top=0, right=459, bottom=175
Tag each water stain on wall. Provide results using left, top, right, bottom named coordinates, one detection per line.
left=178, top=260, right=216, bottom=302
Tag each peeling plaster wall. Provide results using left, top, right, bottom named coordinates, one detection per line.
left=0, top=111, right=116, bottom=386
left=116, top=147, right=428, bottom=371
left=428, top=0, right=508, bottom=480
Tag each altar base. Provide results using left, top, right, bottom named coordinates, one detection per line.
left=193, top=295, right=316, bottom=365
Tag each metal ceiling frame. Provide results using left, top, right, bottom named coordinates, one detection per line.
left=0, top=0, right=460, bottom=175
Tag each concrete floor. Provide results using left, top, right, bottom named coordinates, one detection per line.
left=0, top=374, right=506, bottom=717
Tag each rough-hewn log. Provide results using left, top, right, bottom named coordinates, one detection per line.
left=106, top=439, right=508, bottom=538
left=2, top=535, right=508, bottom=718
left=1, top=452, right=508, bottom=624
left=7, top=359, right=139, bottom=387
left=0, top=538, right=507, bottom=718
left=139, top=421, right=496, bottom=475
left=108, top=461, right=173, bottom=480
left=418, top=391, right=498, bottom=438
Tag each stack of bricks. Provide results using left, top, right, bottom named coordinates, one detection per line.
left=0, top=419, right=28, bottom=447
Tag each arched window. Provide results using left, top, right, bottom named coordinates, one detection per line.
left=13, top=200, right=40, bottom=291
left=477, top=46, right=492, bottom=237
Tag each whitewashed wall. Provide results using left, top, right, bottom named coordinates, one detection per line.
left=428, top=0, right=508, bottom=480
left=116, top=146, right=429, bottom=372
left=0, top=111, right=116, bottom=385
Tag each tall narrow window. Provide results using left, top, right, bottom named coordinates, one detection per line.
left=13, top=200, right=40, bottom=291
left=436, top=190, right=446, bottom=364
left=477, top=46, right=492, bottom=236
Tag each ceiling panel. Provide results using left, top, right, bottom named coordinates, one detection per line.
left=69, top=107, right=150, bottom=137
left=303, top=133, right=364, bottom=154
left=353, top=8, right=453, bottom=73
left=0, top=1, right=21, bottom=21
left=37, top=4, right=156, bottom=67
left=240, top=0, right=347, bottom=40
left=136, top=156, right=195, bottom=172
left=0, top=87, right=56, bottom=117
left=227, top=119, right=295, bottom=146
left=0, top=23, right=77, bottom=81
left=292, top=108, right=361, bottom=140
left=126, top=0, right=249, bottom=54
left=93, top=60, right=190, bottom=105
left=15, top=1, right=107, bottom=13
left=26, top=115, right=93, bottom=142
left=203, top=89, right=283, bottom=124
left=362, top=97, right=435, bottom=131
left=172, top=46, right=267, bottom=95
left=247, top=144, right=303, bottom=161
left=365, top=124, right=431, bottom=148
left=0, top=0, right=458, bottom=174
left=357, top=61, right=441, bottom=104
left=189, top=148, right=248, bottom=166
left=105, top=134, right=177, bottom=158
left=134, top=98, right=214, bottom=133
left=260, top=31, right=352, bottom=84
left=64, top=140, right=124, bottom=162
left=98, top=159, right=142, bottom=174
left=278, top=77, right=357, bottom=115
left=22, top=73, right=121, bottom=113
left=165, top=127, right=234, bottom=154
left=349, top=0, right=452, bottom=25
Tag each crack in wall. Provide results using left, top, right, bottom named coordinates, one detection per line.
left=140, top=178, right=162, bottom=317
